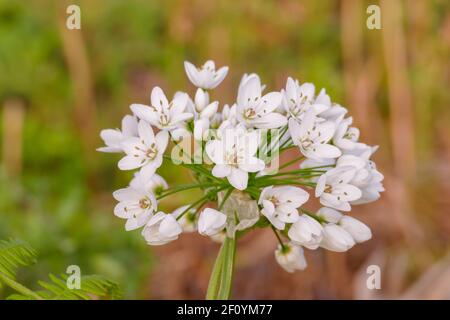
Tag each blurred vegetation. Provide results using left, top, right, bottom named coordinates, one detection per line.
left=0, top=0, right=449, bottom=299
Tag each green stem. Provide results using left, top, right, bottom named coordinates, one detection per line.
left=217, top=237, right=236, bottom=299
left=0, top=272, right=43, bottom=300
left=271, top=226, right=286, bottom=250
left=157, top=182, right=224, bottom=200
left=175, top=194, right=209, bottom=221
left=205, top=242, right=225, bottom=300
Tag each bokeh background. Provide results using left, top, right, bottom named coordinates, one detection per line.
left=1, top=0, right=450, bottom=299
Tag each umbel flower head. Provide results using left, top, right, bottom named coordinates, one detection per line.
left=98, top=59, right=384, bottom=276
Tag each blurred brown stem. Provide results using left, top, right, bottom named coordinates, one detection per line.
left=2, top=98, right=25, bottom=178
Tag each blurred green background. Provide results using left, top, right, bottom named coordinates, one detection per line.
left=1, top=0, right=450, bottom=299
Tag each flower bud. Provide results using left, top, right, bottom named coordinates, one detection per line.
left=339, top=216, right=372, bottom=243
left=194, top=88, right=209, bottom=111
left=275, top=243, right=307, bottom=272
left=288, top=214, right=323, bottom=249
left=320, top=224, right=355, bottom=252
left=317, top=207, right=343, bottom=223
left=198, top=208, right=227, bottom=236
left=142, top=212, right=182, bottom=245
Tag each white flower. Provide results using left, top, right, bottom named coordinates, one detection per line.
left=113, top=187, right=157, bottom=231
left=119, top=120, right=169, bottom=180
left=130, top=87, right=193, bottom=130
left=336, top=154, right=384, bottom=204
left=320, top=224, right=355, bottom=252
left=174, top=205, right=197, bottom=232
left=275, top=242, right=307, bottom=272
left=198, top=208, right=227, bottom=236
left=332, top=117, right=360, bottom=150
left=184, top=60, right=229, bottom=89
left=142, top=211, right=182, bottom=245
left=97, top=115, right=138, bottom=153
left=288, top=214, right=323, bottom=249
left=288, top=110, right=341, bottom=161
left=339, top=215, right=372, bottom=243
left=206, top=127, right=265, bottom=190
left=236, top=74, right=286, bottom=129
left=315, top=166, right=362, bottom=211
left=282, top=77, right=330, bottom=120
left=130, top=172, right=168, bottom=195
left=259, top=186, right=310, bottom=230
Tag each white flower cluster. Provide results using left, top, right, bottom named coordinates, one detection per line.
left=98, top=60, right=384, bottom=273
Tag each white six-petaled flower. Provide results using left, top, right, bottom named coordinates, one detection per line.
left=237, top=74, right=287, bottom=129
left=131, top=87, right=193, bottom=131
left=119, top=120, right=169, bottom=180
left=206, top=127, right=265, bottom=190
left=259, top=186, right=310, bottom=230
left=288, top=110, right=341, bottom=161
left=315, top=166, right=362, bottom=211
left=282, top=77, right=330, bottom=121
left=184, top=60, right=229, bottom=90
left=113, top=186, right=157, bottom=231
left=98, top=115, right=138, bottom=153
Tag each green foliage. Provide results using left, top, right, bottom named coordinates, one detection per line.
left=0, top=239, right=122, bottom=300
left=0, top=239, right=37, bottom=279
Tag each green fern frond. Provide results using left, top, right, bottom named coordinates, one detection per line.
left=7, top=274, right=122, bottom=300
left=0, top=239, right=37, bottom=279
left=0, top=238, right=122, bottom=300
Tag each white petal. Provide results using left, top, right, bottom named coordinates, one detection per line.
left=139, top=163, right=157, bottom=181
left=184, top=61, right=200, bottom=87
left=150, top=86, right=169, bottom=111
left=317, top=207, right=343, bottom=223
left=288, top=118, right=302, bottom=144
left=130, top=104, right=158, bottom=124
left=339, top=216, right=372, bottom=243
left=238, top=157, right=265, bottom=173
left=138, top=120, right=155, bottom=146
left=170, top=112, right=194, bottom=125
left=212, top=164, right=232, bottom=178
left=308, top=143, right=342, bottom=159
left=118, top=155, right=142, bottom=170
left=209, top=66, right=229, bottom=89
left=251, top=113, right=287, bottom=129
left=227, top=168, right=248, bottom=190
left=259, top=92, right=282, bottom=113
left=285, top=77, right=298, bottom=104
left=237, top=74, right=261, bottom=107
left=155, top=130, right=169, bottom=153
left=171, top=92, right=188, bottom=115
left=121, top=115, right=139, bottom=137
left=100, top=129, right=122, bottom=147
left=159, top=215, right=182, bottom=238
left=112, top=187, right=141, bottom=202
left=200, top=101, right=219, bottom=119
